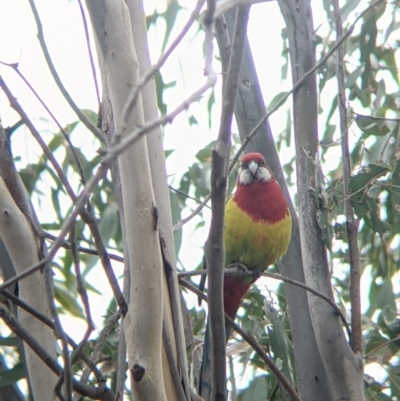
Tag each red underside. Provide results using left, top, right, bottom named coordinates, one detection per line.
left=233, top=180, right=289, bottom=224
left=223, top=275, right=251, bottom=319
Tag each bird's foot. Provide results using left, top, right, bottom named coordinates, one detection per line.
left=252, top=267, right=261, bottom=281
left=226, top=262, right=254, bottom=280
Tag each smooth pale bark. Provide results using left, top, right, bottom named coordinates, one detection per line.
left=126, top=1, right=190, bottom=400
left=278, top=1, right=364, bottom=399
left=86, top=1, right=166, bottom=400
left=218, top=9, right=333, bottom=400
left=0, top=178, right=57, bottom=400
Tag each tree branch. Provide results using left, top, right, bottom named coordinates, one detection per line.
left=27, top=0, right=103, bottom=141
left=172, top=0, right=386, bottom=235
left=77, top=0, right=101, bottom=107
left=0, top=63, right=89, bottom=184
left=178, top=279, right=300, bottom=401
left=332, top=0, right=362, bottom=357
left=0, top=306, right=115, bottom=401
left=0, top=77, right=127, bottom=315
left=204, top=5, right=250, bottom=400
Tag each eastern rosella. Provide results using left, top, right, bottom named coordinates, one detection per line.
left=198, top=152, right=292, bottom=399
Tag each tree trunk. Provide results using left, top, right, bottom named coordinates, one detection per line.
left=0, top=179, right=57, bottom=400
left=217, top=9, right=334, bottom=400
left=278, top=1, right=364, bottom=399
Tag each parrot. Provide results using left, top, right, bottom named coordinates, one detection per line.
left=198, top=152, right=292, bottom=399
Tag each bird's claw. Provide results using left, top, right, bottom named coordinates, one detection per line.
left=252, top=268, right=261, bottom=281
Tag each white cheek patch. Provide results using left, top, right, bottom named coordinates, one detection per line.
left=239, top=169, right=253, bottom=185
left=238, top=166, right=272, bottom=184
left=258, top=167, right=272, bottom=182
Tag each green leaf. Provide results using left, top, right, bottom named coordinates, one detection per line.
left=340, top=0, right=361, bottom=23
left=169, top=189, right=183, bottom=256
left=266, top=91, right=288, bottom=113
left=365, top=329, right=388, bottom=355
left=350, top=164, right=390, bottom=195
left=165, top=149, right=174, bottom=159
left=98, top=203, right=119, bottom=247
left=51, top=187, right=63, bottom=222
left=350, top=164, right=391, bottom=234
left=238, top=375, right=268, bottom=401
left=368, top=278, right=396, bottom=317
left=355, top=116, right=390, bottom=137
left=80, top=109, right=99, bottom=126
left=0, top=336, right=19, bottom=347
left=346, top=65, right=364, bottom=89
left=352, top=195, right=391, bottom=233
left=54, top=285, right=85, bottom=319
left=160, top=0, right=181, bottom=52
left=188, top=115, right=198, bottom=126
left=264, top=303, right=295, bottom=386
left=190, top=307, right=206, bottom=336
left=195, top=141, right=215, bottom=163
left=0, top=363, right=25, bottom=386
left=207, top=90, right=215, bottom=129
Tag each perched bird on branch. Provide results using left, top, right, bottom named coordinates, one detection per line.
left=198, top=152, right=292, bottom=399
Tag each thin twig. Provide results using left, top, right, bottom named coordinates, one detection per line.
left=69, top=225, right=97, bottom=375
left=228, top=355, right=236, bottom=401
left=0, top=60, right=218, bottom=292
left=0, top=288, right=105, bottom=382
left=0, top=1, right=223, bottom=297
left=203, top=5, right=250, bottom=400
left=364, top=334, right=400, bottom=359
left=77, top=0, right=101, bottom=107
left=162, top=321, right=188, bottom=401
left=173, top=194, right=211, bottom=232
left=179, top=279, right=300, bottom=401
left=260, top=271, right=351, bottom=339
left=0, top=307, right=114, bottom=401
left=43, top=260, right=73, bottom=401
left=352, top=112, right=400, bottom=122
left=169, top=185, right=211, bottom=209
left=27, top=0, right=103, bottom=141
left=0, top=62, right=88, bottom=184
left=177, top=265, right=351, bottom=338
left=0, top=78, right=127, bottom=315
left=44, top=231, right=124, bottom=263
left=120, top=0, right=206, bottom=127
left=77, top=310, right=121, bottom=389
left=159, top=230, right=191, bottom=401
left=0, top=162, right=107, bottom=292
left=229, top=0, right=386, bottom=170
left=171, top=0, right=386, bottom=233
left=332, top=0, right=362, bottom=356
left=70, top=226, right=95, bottom=330
left=5, top=119, right=24, bottom=136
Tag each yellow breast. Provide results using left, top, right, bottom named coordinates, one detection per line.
left=224, top=198, right=292, bottom=270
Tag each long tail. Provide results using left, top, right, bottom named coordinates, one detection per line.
left=198, top=319, right=211, bottom=399
left=198, top=276, right=251, bottom=398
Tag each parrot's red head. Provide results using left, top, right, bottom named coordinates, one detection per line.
left=238, top=153, right=272, bottom=185
left=233, top=152, right=289, bottom=224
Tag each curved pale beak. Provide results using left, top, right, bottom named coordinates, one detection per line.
left=248, top=161, right=258, bottom=176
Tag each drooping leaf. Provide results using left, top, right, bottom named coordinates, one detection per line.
left=355, top=116, right=391, bottom=137
left=264, top=302, right=295, bottom=386
left=0, top=363, right=25, bottom=386
left=0, top=336, right=19, bottom=347
left=54, top=283, right=85, bottom=319
left=98, top=203, right=119, bottom=247
left=238, top=375, right=271, bottom=401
